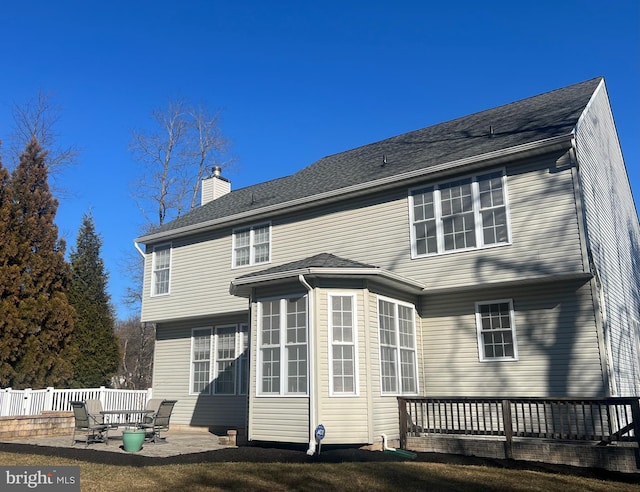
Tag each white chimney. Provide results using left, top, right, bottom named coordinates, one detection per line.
left=201, top=166, right=231, bottom=206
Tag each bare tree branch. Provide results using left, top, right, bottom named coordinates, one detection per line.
left=186, top=105, right=229, bottom=209
left=7, top=91, right=79, bottom=196
left=129, top=100, right=231, bottom=228
left=113, top=318, right=154, bottom=389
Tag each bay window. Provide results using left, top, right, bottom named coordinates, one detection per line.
left=329, top=294, right=358, bottom=396
left=378, top=296, right=418, bottom=395
left=258, top=296, right=308, bottom=396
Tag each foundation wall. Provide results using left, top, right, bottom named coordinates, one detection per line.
left=407, top=435, right=640, bottom=474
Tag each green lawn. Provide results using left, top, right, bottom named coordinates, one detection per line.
left=1, top=451, right=638, bottom=491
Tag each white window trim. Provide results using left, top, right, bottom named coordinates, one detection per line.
left=189, top=327, right=212, bottom=395
left=328, top=293, right=359, bottom=397
left=408, top=168, right=511, bottom=258
left=151, top=243, right=172, bottom=296
left=475, top=299, right=519, bottom=362
left=213, top=324, right=240, bottom=395
left=238, top=323, right=250, bottom=395
left=376, top=295, right=419, bottom=396
left=189, top=324, right=249, bottom=396
left=231, top=222, right=272, bottom=269
left=256, top=295, right=309, bottom=397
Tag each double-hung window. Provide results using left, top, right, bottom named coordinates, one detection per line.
left=258, top=296, right=308, bottom=396
left=233, top=223, right=271, bottom=267
left=329, top=294, right=358, bottom=396
left=378, top=296, right=418, bottom=395
left=190, top=324, right=249, bottom=395
left=151, top=244, right=171, bottom=296
left=476, top=300, right=518, bottom=361
left=410, top=170, right=509, bottom=257
left=191, top=328, right=212, bottom=394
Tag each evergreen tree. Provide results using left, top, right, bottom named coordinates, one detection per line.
left=68, top=213, right=120, bottom=387
left=0, top=156, right=16, bottom=385
left=0, top=138, right=76, bottom=388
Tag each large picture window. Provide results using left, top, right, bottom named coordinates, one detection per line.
left=409, top=170, right=509, bottom=257
left=476, top=300, right=518, bottom=361
left=329, top=294, right=358, bottom=396
left=151, top=244, right=171, bottom=296
left=258, top=296, right=308, bottom=396
left=190, top=324, right=249, bottom=395
left=233, top=223, right=271, bottom=267
left=377, top=296, right=418, bottom=395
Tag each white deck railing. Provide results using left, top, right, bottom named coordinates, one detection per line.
left=0, top=387, right=153, bottom=417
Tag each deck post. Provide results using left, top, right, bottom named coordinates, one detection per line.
left=502, top=399, right=513, bottom=459
left=399, top=398, right=408, bottom=449
left=630, top=398, right=640, bottom=468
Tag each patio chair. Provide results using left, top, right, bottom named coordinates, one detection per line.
left=86, top=398, right=119, bottom=429
left=141, top=398, right=164, bottom=425
left=70, top=401, right=110, bottom=446
left=138, top=399, right=177, bottom=443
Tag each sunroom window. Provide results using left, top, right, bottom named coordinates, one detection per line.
left=258, top=296, right=308, bottom=396
left=329, top=294, right=358, bottom=396
left=378, top=296, right=418, bottom=395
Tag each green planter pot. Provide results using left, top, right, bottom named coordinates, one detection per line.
left=122, top=429, right=146, bottom=452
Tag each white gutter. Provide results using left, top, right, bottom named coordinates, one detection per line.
left=137, top=134, right=574, bottom=244
left=230, top=267, right=425, bottom=297
left=134, top=241, right=145, bottom=257
left=299, top=274, right=317, bottom=456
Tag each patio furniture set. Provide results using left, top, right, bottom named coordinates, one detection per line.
left=70, top=399, right=177, bottom=447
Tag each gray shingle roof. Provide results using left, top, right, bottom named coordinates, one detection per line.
left=229, top=252, right=425, bottom=297
left=138, top=77, right=602, bottom=242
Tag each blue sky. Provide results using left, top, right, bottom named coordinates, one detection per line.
left=1, top=1, right=638, bottom=320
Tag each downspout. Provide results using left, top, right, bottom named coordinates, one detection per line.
left=299, top=274, right=317, bottom=456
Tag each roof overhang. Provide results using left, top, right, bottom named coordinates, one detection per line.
left=421, top=272, right=593, bottom=295
left=230, top=267, right=426, bottom=298
left=137, top=134, right=575, bottom=245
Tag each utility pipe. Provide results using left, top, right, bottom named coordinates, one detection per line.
left=381, top=434, right=395, bottom=451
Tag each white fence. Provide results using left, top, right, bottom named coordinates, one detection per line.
left=0, top=387, right=153, bottom=417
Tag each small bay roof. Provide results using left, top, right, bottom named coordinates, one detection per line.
left=229, top=253, right=425, bottom=297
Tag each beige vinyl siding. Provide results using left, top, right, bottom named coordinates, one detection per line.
left=421, top=280, right=605, bottom=397
left=153, top=317, right=248, bottom=428
left=142, top=151, right=587, bottom=325
left=315, top=289, right=370, bottom=444
left=575, top=82, right=640, bottom=396
left=271, top=154, right=586, bottom=291
left=142, top=228, right=264, bottom=322
left=249, top=398, right=309, bottom=442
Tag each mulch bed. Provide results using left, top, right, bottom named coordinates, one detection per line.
left=2, top=441, right=638, bottom=485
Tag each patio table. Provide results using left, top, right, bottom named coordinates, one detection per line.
left=100, top=409, right=154, bottom=429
